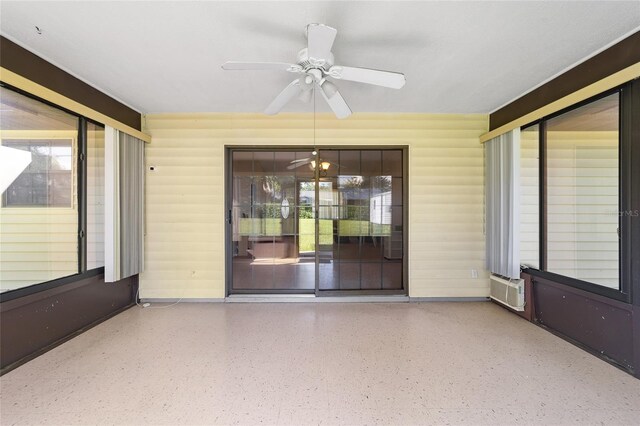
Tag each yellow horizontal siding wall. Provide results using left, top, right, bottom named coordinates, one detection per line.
left=141, top=113, right=489, bottom=298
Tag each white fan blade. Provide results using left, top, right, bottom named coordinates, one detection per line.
left=328, top=66, right=405, bottom=89
left=289, top=157, right=313, bottom=164
left=318, top=81, right=352, bottom=119
left=290, top=157, right=312, bottom=164
left=287, top=161, right=311, bottom=170
left=307, top=24, right=337, bottom=65
left=222, top=62, right=302, bottom=72
left=264, top=79, right=303, bottom=115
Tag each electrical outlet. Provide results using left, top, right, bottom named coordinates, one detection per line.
left=471, top=269, right=478, bottom=279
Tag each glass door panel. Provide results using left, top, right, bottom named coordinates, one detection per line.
left=229, top=148, right=405, bottom=294
left=231, top=150, right=316, bottom=292
left=317, top=149, right=404, bottom=292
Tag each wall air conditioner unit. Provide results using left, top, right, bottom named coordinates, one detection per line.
left=490, top=274, right=525, bottom=311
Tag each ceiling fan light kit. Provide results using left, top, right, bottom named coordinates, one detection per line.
left=310, top=160, right=331, bottom=172
left=286, top=153, right=336, bottom=175
left=222, top=23, right=406, bottom=119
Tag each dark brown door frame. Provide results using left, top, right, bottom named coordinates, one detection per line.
left=224, top=146, right=409, bottom=297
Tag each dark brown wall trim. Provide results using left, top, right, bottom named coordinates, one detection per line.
left=526, top=273, right=638, bottom=378
left=625, top=80, right=640, bottom=308
left=0, top=36, right=141, bottom=131
left=490, top=31, right=640, bottom=130
left=0, top=272, right=138, bottom=374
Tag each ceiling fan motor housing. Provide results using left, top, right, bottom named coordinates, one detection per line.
left=297, top=48, right=334, bottom=72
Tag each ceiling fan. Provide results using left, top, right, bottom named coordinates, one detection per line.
left=222, top=23, right=406, bottom=119
left=286, top=150, right=336, bottom=176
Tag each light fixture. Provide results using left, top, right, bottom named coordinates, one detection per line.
left=309, top=159, right=331, bottom=176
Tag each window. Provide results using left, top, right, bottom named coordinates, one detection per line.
left=545, top=93, right=620, bottom=290
left=520, top=124, right=540, bottom=269
left=0, top=86, right=79, bottom=293
left=522, top=91, right=624, bottom=295
left=87, top=122, right=105, bottom=269
left=2, top=139, right=73, bottom=207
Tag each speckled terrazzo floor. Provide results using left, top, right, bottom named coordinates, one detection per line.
left=1, top=302, right=639, bottom=425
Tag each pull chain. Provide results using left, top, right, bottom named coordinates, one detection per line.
left=313, top=84, right=316, bottom=154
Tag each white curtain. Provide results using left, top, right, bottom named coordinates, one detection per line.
left=485, top=129, right=520, bottom=279
left=105, top=126, right=145, bottom=282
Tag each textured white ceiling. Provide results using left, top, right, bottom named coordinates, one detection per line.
left=1, top=1, right=638, bottom=114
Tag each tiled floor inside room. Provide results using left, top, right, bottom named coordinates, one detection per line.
left=1, top=302, right=639, bottom=425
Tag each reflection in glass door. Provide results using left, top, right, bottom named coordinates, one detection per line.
left=228, top=148, right=405, bottom=294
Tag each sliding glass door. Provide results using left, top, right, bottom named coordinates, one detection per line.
left=228, top=148, right=406, bottom=295
left=316, top=149, right=404, bottom=292
left=230, top=150, right=315, bottom=291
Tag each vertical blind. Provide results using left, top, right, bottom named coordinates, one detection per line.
left=105, top=126, right=145, bottom=282
left=485, top=129, right=521, bottom=279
